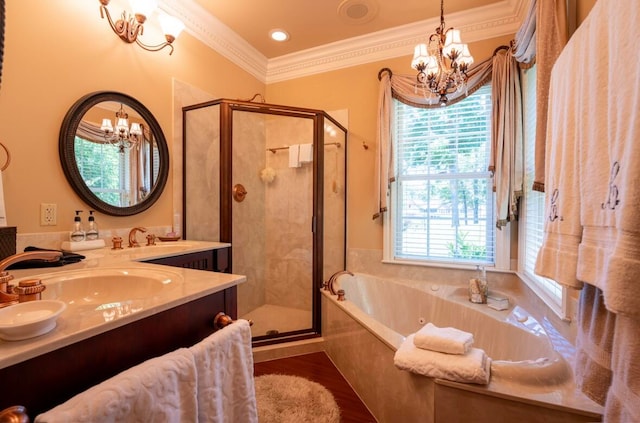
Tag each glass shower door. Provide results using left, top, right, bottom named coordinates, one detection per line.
left=232, top=110, right=315, bottom=340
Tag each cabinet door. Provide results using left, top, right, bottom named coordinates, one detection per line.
left=144, top=248, right=230, bottom=272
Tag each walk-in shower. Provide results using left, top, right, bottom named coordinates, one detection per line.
left=182, top=99, right=347, bottom=345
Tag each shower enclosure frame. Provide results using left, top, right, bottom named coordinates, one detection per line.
left=182, top=98, right=347, bottom=347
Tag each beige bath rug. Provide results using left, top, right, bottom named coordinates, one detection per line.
left=254, top=374, right=341, bottom=423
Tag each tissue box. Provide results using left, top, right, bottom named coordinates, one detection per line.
left=0, top=227, right=16, bottom=261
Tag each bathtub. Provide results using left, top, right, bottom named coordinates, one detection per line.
left=321, top=272, right=603, bottom=423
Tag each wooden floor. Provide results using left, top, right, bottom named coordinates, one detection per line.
left=254, top=352, right=377, bottom=422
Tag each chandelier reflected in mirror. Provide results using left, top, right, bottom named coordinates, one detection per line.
left=100, top=104, right=144, bottom=153
left=411, top=0, right=474, bottom=106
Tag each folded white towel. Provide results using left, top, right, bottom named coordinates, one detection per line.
left=35, top=348, right=197, bottom=423
left=189, top=319, right=258, bottom=423
left=413, top=323, right=474, bottom=355
left=394, top=334, right=491, bottom=385
left=299, top=143, right=313, bottom=163
left=288, top=144, right=301, bottom=168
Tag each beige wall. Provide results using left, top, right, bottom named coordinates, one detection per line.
left=0, top=0, right=597, bottom=251
left=0, top=0, right=263, bottom=236
left=266, top=34, right=515, bottom=250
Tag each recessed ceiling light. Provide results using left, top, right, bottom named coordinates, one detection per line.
left=269, top=29, right=290, bottom=42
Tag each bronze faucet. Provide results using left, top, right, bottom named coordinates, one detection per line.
left=128, top=227, right=147, bottom=248
left=324, top=270, right=354, bottom=295
left=0, top=251, right=63, bottom=308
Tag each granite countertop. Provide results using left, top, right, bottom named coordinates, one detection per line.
left=0, top=240, right=245, bottom=369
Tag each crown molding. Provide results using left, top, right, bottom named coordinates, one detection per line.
left=160, top=0, right=268, bottom=82
left=161, top=0, right=527, bottom=84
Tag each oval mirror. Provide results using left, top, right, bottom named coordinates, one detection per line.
left=59, top=91, right=169, bottom=216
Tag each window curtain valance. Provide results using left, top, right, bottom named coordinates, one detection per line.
left=513, top=0, right=568, bottom=192
left=373, top=57, right=494, bottom=220
left=374, top=46, right=523, bottom=229
left=490, top=47, right=524, bottom=228
left=512, top=0, right=537, bottom=67
left=77, top=121, right=109, bottom=144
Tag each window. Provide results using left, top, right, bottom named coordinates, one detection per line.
left=518, top=66, right=566, bottom=315
left=74, top=136, right=131, bottom=206
left=387, top=84, right=495, bottom=266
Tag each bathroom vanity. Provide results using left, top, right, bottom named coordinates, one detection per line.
left=0, top=241, right=243, bottom=417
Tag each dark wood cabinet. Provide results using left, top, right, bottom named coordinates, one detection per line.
left=144, top=247, right=230, bottom=273
left=0, top=247, right=237, bottom=418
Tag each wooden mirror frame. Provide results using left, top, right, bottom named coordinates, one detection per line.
left=59, top=91, right=169, bottom=216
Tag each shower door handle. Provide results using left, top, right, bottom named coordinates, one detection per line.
left=233, top=184, right=247, bottom=202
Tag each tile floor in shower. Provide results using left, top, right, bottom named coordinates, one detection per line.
left=242, top=304, right=312, bottom=337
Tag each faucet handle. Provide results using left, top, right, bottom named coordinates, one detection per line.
left=13, top=279, right=46, bottom=302
left=146, top=234, right=156, bottom=246
left=0, top=272, right=14, bottom=293
left=111, top=236, right=123, bottom=250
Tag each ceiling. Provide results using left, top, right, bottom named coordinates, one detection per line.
left=160, top=0, right=527, bottom=82
left=191, top=0, right=503, bottom=59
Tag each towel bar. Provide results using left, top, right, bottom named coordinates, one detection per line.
left=266, top=142, right=341, bottom=154
left=213, top=312, right=253, bottom=330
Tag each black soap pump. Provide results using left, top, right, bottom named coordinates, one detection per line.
left=70, top=210, right=86, bottom=242
left=86, top=210, right=99, bottom=240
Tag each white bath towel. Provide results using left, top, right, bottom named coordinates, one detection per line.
left=288, top=144, right=301, bottom=168
left=413, top=323, right=474, bottom=355
left=394, top=334, right=491, bottom=385
left=298, top=143, right=313, bottom=163
left=606, top=314, right=640, bottom=423
left=533, top=40, right=583, bottom=289
left=35, top=348, right=198, bottom=423
left=540, top=1, right=640, bottom=420
left=189, top=319, right=258, bottom=423
left=571, top=0, right=640, bottom=318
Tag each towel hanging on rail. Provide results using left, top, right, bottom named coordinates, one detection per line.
left=288, top=144, right=301, bottom=168
left=299, top=144, right=313, bottom=163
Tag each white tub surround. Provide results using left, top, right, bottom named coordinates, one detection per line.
left=0, top=241, right=243, bottom=369
left=322, top=272, right=603, bottom=422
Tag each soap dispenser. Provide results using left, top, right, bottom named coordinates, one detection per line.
left=70, top=210, right=86, bottom=242
left=86, top=210, right=99, bottom=240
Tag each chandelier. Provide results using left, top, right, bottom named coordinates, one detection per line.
left=411, top=0, right=474, bottom=106
left=100, top=104, right=144, bottom=153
